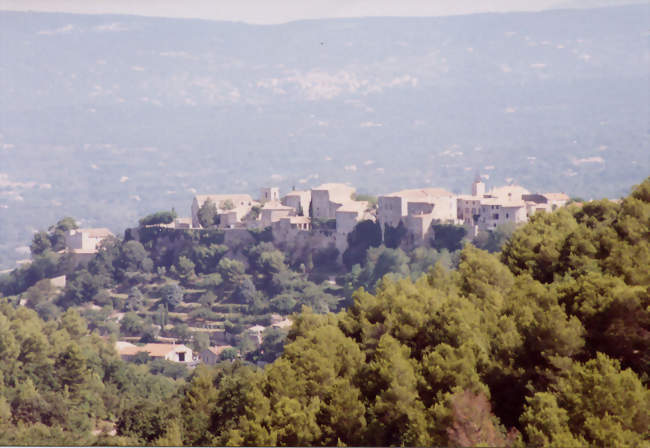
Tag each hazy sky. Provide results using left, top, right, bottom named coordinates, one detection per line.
left=0, top=0, right=640, bottom=23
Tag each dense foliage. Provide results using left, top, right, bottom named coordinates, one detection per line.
left=139, top=210, right=177, bottom=227
left=0, top=178, right=647, bottom=445
left=0, top=305, right=179, bottom=445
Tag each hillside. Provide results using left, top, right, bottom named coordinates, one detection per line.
left=0, top=4, right=648, bottom=270
left=0, top=178, right=647, bottom=445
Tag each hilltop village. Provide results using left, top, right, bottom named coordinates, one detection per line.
left=9, top=176, right=570, bottom=369
left=62, top=177, right=570, bottom=265
left=143, top=176, right=571, bottom=256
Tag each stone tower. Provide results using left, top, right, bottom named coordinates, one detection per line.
left=260, top=187, right=280, bottom=203
left=471, top=174, right=485, bottom=197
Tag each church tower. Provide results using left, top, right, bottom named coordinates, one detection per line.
left=471, top=174, right=485, bottom=197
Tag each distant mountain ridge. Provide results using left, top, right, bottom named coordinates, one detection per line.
left=0, top=4, right=648, bottom=269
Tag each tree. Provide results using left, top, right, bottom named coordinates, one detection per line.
left=384, top=221, right=407, bottom=249
left=257, top=327, right=287, bottom=363
left=118, top=240, right=149, bottom=273
left=220, top=347, right=239, bottom=361
left=447, top=390, right=517, bottom=447
left=126, top=287, right=145, bottom=312
left=30, top=232, right=52, bottom=256
left=343, top=220, right=382, bottom=268
left=120, top=312, right=145, bottom=336
left=431, top=224, right=467, bottom=252
left=198, top=198, right=218, bottom=228
left=175, top=256, right=196, bottom=283
left=139, top=210, right=177, bottom=227
left=159, top=283, right=183, bottom=311
left=192, top=332, right=211, bottom=353
left=521, top=354, right=649, bottom=447
left=219, top=199, right=235, bottom=211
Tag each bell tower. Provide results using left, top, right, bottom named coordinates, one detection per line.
left=471, top=174, right=485, bottom=197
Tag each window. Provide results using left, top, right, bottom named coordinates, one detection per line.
left=506, top=213, right=509, bottom=219
left=178, top=352, right=185, bottom=362
left=493, top=213, right=499, bottom=220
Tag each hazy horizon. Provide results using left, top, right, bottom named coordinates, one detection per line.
left=0, top=0, right=646, bottom=24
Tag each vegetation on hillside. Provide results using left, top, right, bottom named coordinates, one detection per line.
left=0, top=178, right=647, bottom=445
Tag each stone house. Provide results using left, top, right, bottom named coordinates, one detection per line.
left=260, top=201, right=295, bottom=227
left=274, top=216, right=311, bottom=232
left=310, top=183, right=356, bottom=220
left=457, top=178, right=569, bottom=232
left=116, top=342, right=193, bottom=363
left=476, top=198, right=528, bottom=230
left=282, top=190, right=311, bottom=216
left=65, top=228, right=114, bottom=253
left=260, top=187, right=280, bottom=203
left=191, top=194, right=255, bottom=228
left=523, top=192, right=570, bottom=215
left=335, top=200, right=370, bottom=235
left=198, top=345, right=233, bottom=365
left=377, top=188, right=457, bottom=239
left=247, top=325, right=266, bottom=347
left=64, top=228, right=114, bottom=264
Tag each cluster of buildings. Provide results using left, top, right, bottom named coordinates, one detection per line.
left=190, top=183, right=374, bottom=235
left=456, top=177, right=569, bottom=235
left=115, top=315, right=293, bottom=366
left=186, top=177, right=568, bottom=246
left=56, top=177, right=569, bottom=261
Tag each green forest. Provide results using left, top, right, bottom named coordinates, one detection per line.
left=0, top=178, right=648, bottom=446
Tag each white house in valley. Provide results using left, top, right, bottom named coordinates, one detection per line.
left=116, top=342, right=193, bottom=363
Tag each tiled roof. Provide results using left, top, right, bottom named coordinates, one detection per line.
left=383, top=188, right=454, bottom=201
left=116, top=342, right=190, bottom=357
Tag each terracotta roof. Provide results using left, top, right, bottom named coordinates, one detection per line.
left=116, top=342, right=190, bottom=357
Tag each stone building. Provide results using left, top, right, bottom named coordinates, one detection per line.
left=457, top=178, right=569, bottom=233
left=116, top=342, right=193, bottom=363
left=64, top=227, right=114, bottom=264
left=335, top=200, right=371, bottom=235
left=198, top=345, right=233, bottom=365
left=310, top=183, right=356, bottom=220
left=377, top=188, right=457, bottom=239
left=64, top=228, right=114, bottom=253
left=282, top=190, right=311, bottom=216
left=260, top=187, right=280, bottom=203
left=260, top=201, right=295, bottom=227
left=191, top=194, right=255, bottom=228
